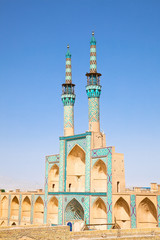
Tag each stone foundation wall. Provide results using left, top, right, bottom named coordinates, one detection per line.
left=0, top=225, right=70, bottom=240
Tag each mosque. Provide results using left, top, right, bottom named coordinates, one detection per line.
left=0, top=33, right=160, bottom=230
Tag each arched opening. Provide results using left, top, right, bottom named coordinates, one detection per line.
left=117, top=182, right=120, bottom=193
left=65, top=198, right=84, bottom=223
left=0, top=221, right=5, bottom=226
left=91, top=198, right=107, bottom=230
left=67, top=145, right=85, bottom=192
left=48, top=164, right=59, bottom=192
left=91, top=160, right=107, bottom=192
left=33, top=197, right=44, bottom=224
left=10, top=196, right=19, bottom=221
left=12, top=222, right=16, bottom=226
left=137, top=197, right=158, bottom=228
left=47, top=197, right=58, bottom=224
left=21, top=197, right=31, bottom=223
left=0, top=196, right=8, bottom=218
left=114, top=197, right=130, bottom=229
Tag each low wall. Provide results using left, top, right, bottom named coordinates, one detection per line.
left=0, top=225, right=70, bottom=240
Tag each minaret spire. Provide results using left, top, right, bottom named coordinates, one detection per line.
left=62, top=45, right=76, bottom=136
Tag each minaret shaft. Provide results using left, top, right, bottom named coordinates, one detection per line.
left=62, top=46, right=75, bottom=136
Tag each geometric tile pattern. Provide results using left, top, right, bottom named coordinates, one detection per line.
left=30, top=194, right=34, bottom=224
left=46, top=154, right=60, bottom=163
left=85, top=135, right=91, bottom=192
left=58, top=195, right=63, bottom=225
left=67, top=138, right=86, bottom=156
left=90, top=33, right=97, bottom=73
left=8, top=194, right=11, bottom=225
left=92, top=148, right=109, bottom=158
left=64, top=105, right=74, bottom=128
left=130, top=194, right=136, bottom=228
left=106, top=147, right=112, bottom=229
left=65, top=198, right=84, bottom=222
left=59, top=140, right=65, bottom=191
left=18, top=194, right=22, bottom=225
left=88, top=97, right=99, bottom=122
left=157, top=195, right=160, bottom=227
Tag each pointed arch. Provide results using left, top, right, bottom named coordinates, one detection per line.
left=33, top=197, right=44, bottom=224
left=67, top=144, right=86, bottom=192
left=114, top=197, right=130, bottom=229
left=0, top=221, right=5, bottom=226
left=91, top=198, right=107, bottom=230
left=47, top=197, right=58, bottom=224
left=10, top=196, right=19, bottom=220
left=21, top=196, right=31, bottom=223
left=48, top=164, right=59, bottom=192
left=137, top=197, right=158, bottom=228
left=65, top=198, right=84, bottom=223
left=91, top=159, right=107, bottom=192
left=0, top=196, right=8, bottom=218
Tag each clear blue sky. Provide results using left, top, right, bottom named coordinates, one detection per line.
left=0, top=0, right=160, bottom=190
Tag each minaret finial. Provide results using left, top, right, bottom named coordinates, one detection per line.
left=65, top=45, right=72, bottom=83
left=92, top=31, right=94, bottom=36
left=67, top=44, right=69, bottom=49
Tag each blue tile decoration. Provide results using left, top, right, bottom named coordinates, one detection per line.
left=58, top=195, right=63, bottom=225
left=67, top=138, right=86, bottom=155
left=59, top=140, right=65, bottom=191
left=44, top=157, right=49, bottom=224
left=88, top=98, right=99, bottom=122
left=92, top=157, right=107, bottom=167
left=84, top=196, right=90, bottom=224
left=64, top=105, right=74, bottom=129
left=130, top=195, right=136, bottom=228
left=30, top=194, right=34, bottom=224
left=65, top=198, right=84, bottom=222
left=18, top=194, right=22, bottom=225
left=46, top=154, right=60, bottom=163
left=157, top=195, right=160, bottom=227
left=8, top=194, right=11, bottom=225
left=85, top=135, right=91, bottom=192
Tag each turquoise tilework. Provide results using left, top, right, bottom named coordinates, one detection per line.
left=30, top=194, right=34, bottom=224
left=46, top=154, right=60, bottom=163
left=44, top=158, right=49, bottom=224
left=130, top=195, right=136, bottom=228
left=85, top=135, right=91, bottom=192
left=59, top=140, right=65, bottom=191
left=8, top=194, right=11, bottom=225
left=92, top=148, right=109, bottom=158
left=65, top=198, right=84, bottom=222
left=67, top=138, right=86, bottom=155
left=84, top=196, right=90, bottom=224
left=64, top=105, right=74, bottom=128
left=18, top=194, right=22, bottom=225
left=106, top=148, right=112, bottom=228
left=58, top=195, right=63, bottom=225
left=88, top=98, right=99, bottom=122
left=157, top=195, right=160, bottom=227
left=92, top=157, right=107, bottom=167
left=48, top=162, right=59, bottom=171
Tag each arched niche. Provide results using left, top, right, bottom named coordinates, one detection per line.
left=48, top=164, right=59, bottom=192
left=67, top=145, right=85, bottom=192
left=91, top=198, right=107, bottom=230
left=65, top=198, right=84, bottom=223
left=47, top=197, right=58, bottom=224
left=0, top=221, right=5, bottom=226
left=21, top=197, right=31, bottom=222
left=137, top=197, right=158, bottom=228
left=0, top=196, right=8, bottom=218
left=10, top=196, right=19, bottom=220
left=91, top=160, right=107, bottom=192
left=114, top=197, right=130, bottom=229
left=33, top=197, right=44, bottom=224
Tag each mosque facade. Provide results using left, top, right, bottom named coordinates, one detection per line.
left=0, top=33, right=160, bottom=230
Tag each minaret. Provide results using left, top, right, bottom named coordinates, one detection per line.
left=61, top=45, right=75, bottom=136
left=86, top=32, right=101, bottom=133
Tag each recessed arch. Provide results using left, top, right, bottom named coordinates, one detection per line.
left=137, top=197, right=158, bottom=228
left=48, top=164, right=59, bottom=192
left=21, top=196, right=31, bottom=223
left=91, top=198, right=107, bottom=230
left=33, top=197, right=44, bottom=224
left=67, top=144, right=86, bottom=192
left=47, top=197, right=58, bottom=224
left=65, top=198, right=84, bottom=223
left=0, top=196, right=8, bottom=218
left=10, top=196, right=19, bottom=220
left=114, top=197, right=130, bottom=229
left=0, top=221, right=5, bottom=226
left=91, top=159, right=107, bottom=192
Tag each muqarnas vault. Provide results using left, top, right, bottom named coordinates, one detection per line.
left=0, top=33, right=160, bottom=230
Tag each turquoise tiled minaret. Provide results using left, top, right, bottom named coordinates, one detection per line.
left=86, top=32, right=101, bottom=132
left=61, top=45, right=76, bottom=136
